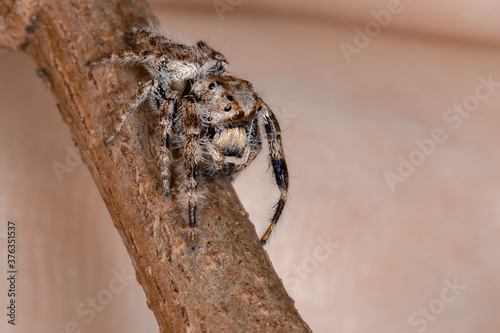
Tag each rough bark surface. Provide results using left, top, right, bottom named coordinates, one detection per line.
left=0, top=0, right=311, bottom=332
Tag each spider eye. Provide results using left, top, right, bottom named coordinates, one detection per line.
left=258, top=106, right=263, bottom=111
left=224, top=106, right=232, bottom=112
left=209, top=82, right=216, bottom=90
left=226, top=95, right=233, bottom=101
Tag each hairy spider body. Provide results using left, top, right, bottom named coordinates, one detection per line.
left=88, top=26, right=288, bottom=248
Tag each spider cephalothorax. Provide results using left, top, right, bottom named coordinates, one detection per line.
left=88, top=26, right=288, bottom=248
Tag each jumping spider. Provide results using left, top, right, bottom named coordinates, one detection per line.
left=88, top=26, right=288, bottom=248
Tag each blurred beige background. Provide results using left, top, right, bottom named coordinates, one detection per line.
left=2, top=1, right=500, bottom=332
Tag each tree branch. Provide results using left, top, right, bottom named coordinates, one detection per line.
left=1, top=0, right=311, bottom=331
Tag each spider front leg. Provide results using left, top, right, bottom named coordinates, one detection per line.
left=158, top=98, right=175, bottom=197
left=260, top=104, right=289, bottom=245
left=105, top=80, right=153, bottom=146
left=181, top=96, right=201, bottom=249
